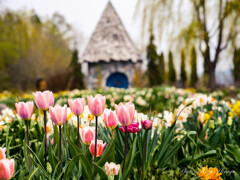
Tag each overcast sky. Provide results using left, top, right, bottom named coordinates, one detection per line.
left=1, top=0, right=141, bottom=52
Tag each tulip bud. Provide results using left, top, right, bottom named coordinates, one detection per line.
left=89, top=140, right=106, bottom=157
left=209, top=120, right=215, bottom=129
left=80, top=126, right=95, bottom=145
left=15, top=101, right=34, bottom=120
left=47, top=162, right=52, bottom=174
left=68, top=98, right=85, bottom=116
left=87, top=94, right=105, bottom=116
left=114, top=102, right=135, bottom=126
left=33, top=90, right=54, bottom=110
left=0, top=159, right=15, bottom=180
left=227, top=117, right=233, bottom=126
left=103, top=110, right=118, bottom=129
left=217, top=117, right=222, bottom=125
left=105, top=162, right=120, bottom=176
left=141, top=120, right=152, bottom=130
left=49, top=105, right=67, bottom=126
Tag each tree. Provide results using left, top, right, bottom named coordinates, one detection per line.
left=147, top=34, right=160, bottom=86
left=233, top=48, right=240, bottom=85
left=180, top=50, right=187, bottom=87
left=138, top=0, right=240, bottom=90
left=168, top=51, right=176, bottom=84
left=190, top=46, right=198, bottom=87
left=158, top=52, right=165, bottom=84
left=68, top=49, right=85, bottom=90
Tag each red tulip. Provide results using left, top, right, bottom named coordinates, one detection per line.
left=15, top=101, right=34, bottom=120
left=80, top=126, right=95, bottom=145
left=33, top=91, right=54, bottom=110
left=114, top=102, right=135, bottom=126
left=0, top=147, right=6, bottom=160
left=105, top=162, right=120, bottom=176
left=141, top=120, right=152, bottom=130
left=103, top=110, right=118, bottom=129
left=68, top=98, right=85, bottom=116
left=120, top=122, right=140, bottom=133
left=0, top=159, right=14, bottom=180
left=87, top=94, right=105, bottom=116
left=89, top=140, right=106, bottom=157
left=49, top=105, right=67, bottom=125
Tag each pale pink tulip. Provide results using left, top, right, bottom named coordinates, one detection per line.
left=80, top=126, right=95, bottom=145
left=87, top=94, right=105, bottom=116
left=114, top=102, right=135, bottom=126
left=33, top=91, right=54, bottom=110
left=105, top=162, right=120, bottom=176
left=141, top=120, right=152, bottom=130
left=89, top=140, right=106, bottom=157
left=0, top=159, right=14, bottom=180
left=49, top=105, right=67, bottom=125
left=0, top=147, right=6, bottom=160
left=103, top=110, right=118, bottom=129
left=15, top=101, right=34, bottom=120
left=68, top=98, right=85, bottom=116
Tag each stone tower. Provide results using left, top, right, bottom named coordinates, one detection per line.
left=80, top=1, right=142, bottom=89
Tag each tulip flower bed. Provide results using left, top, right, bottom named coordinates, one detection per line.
left=0, top=87, right=240, bottom=179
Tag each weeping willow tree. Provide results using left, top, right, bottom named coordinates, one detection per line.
left=137, top=0, right=240, bottom=90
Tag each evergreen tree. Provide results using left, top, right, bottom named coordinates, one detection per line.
left=158, top=52, right=165, bottom=84
left=190, top=47, right=198, bottom=87
left=180, top=50, right=187, bottom=87
left=168, top=51, right=176, bottom=84
left=233, top=48, right=240, bottom=85
left=147, top=34, right=159, bottom=86
left=69, top=49, right=85, bottom=89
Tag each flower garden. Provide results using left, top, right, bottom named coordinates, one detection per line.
left=0, top=86, right=240, bottom=179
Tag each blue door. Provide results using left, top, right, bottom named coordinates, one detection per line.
left=106, top=73, right=128, bottom=89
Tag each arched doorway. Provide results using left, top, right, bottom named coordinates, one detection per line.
left=106, top=72, right=128, bottom=89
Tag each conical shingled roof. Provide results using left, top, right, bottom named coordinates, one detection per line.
left=80, top=2, right=141, bottom=63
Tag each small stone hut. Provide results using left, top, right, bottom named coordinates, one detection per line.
left=80, top=2, right=142, bottom=89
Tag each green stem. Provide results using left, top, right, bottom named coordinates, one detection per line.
left=59, top=125, right=62, bottom=175
left=77, top=115, right=80, bottom=148
left=122, top=126, right=128, bottom=174
left=94, top=116, right=98, bottom=162
left=142, top=130, right=148, bottom=180
left=25, top=120, right=31, bottom=169
left=43, top=110, right=47, bottom=167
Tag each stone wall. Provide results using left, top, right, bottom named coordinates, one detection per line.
left=85, top=61, right=135, bottom=89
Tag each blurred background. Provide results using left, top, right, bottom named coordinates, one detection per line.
left=0, top=0, right=239, bottom=92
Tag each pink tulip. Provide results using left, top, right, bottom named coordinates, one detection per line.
left=89, top=140, right=106, bottom=157
left=0, top=159, right=14, bottom=180
left=33, top=91, right=54, bottom=110
left=80, top=126, right=95, bottom=145
left=141, top=120, right=152, bottom=130
left=105, top=162, right=120, bottom=176
left=103, top=110, right=118, bottom=129
left=114, top=102, right=135, bottom=126
left=0, top=147, right=6, bottom=160
left=87, top=94, right=105, bottom=116
left=46, top=135, right=54, bottom=147
left=120, top=122, right=140, bottom=133
left=15, top=101, right=34, bottom=120
left=49, top=105, right=67, bottom=125
left=68, top=98, right=85, bottom=116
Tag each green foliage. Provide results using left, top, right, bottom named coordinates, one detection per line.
left=158, top=52, right=165, bottom=84
left=0, top=10, right=72, bottom=91
left=68, top=49, right=85, bottom=90
left=180, top=50, right=187, bottom=86
left=233, top=48, right=240, bottom=84
left=147, top=35, right=160, bottom=86
left=190, top=46, right=198, bottom=87
left=168, top=51, right=176, bottom=84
